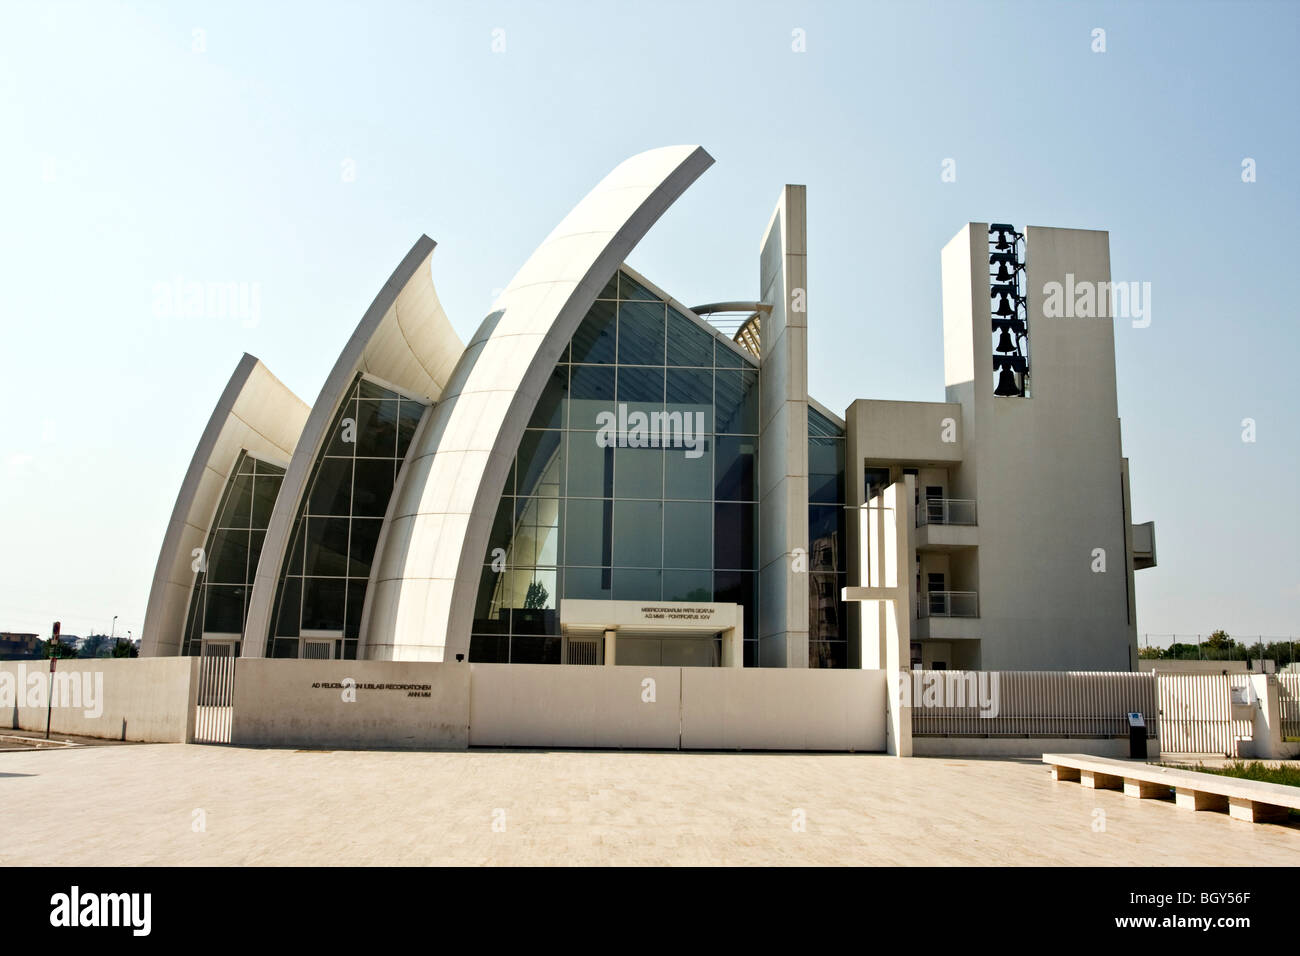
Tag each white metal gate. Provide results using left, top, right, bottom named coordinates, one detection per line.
left=1156, top=673, right=1252, bottom=756
left=194, top=652, right=235, bottom=744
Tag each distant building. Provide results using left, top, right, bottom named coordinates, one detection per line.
left=0, top=632, right=41, bottom=659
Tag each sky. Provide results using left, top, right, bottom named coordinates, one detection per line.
left=0, top=0, right=1296, bottom=646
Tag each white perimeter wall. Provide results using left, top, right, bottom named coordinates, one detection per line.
left=0, top=658, right=197, bottom=742
left=231, top=659, right=470, bottom=750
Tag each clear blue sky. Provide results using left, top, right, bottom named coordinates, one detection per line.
left=1, top=0, right=1296, bottom=645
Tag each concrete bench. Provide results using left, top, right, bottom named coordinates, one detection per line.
left=1042, top=753, right=1300, bottom=824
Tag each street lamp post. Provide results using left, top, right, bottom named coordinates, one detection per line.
left=111, top=615, right=118, bottom=640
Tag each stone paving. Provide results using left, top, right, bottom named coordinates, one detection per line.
left=2, top=744, right=1297, bottom=865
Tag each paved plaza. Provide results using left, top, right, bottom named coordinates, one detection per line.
left=2, top=743, right=1297, bottom=865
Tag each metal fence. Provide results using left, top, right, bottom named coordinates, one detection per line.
left=194, top=654, right=235, bottom=744
left=1280, top=674, right=1300, bottom=741
left=909, top=670, right=1158, bottom=738
left=1156, top=673, right=1252, bottom=756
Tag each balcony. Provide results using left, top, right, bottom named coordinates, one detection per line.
left=917, top=498, right=977, bottom=527
left=914, top=498, right=978, bottom=551
left=920, top=590, right=979, bottom=618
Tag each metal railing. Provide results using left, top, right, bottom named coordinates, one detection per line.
left=920, top=590, right=979, bottom=618
left=909, top=670, right=1159, bottom=738
left=917, top=498, right=977, bottom=527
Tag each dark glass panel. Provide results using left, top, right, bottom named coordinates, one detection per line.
left=808, top=406, right=844, bottom=438
left=345, top=580, right=368, bottom=639
left=617, top=300, right=665, bottom=366
left=663, top=569, right=712, bottom=602
left=207, top=529, right=250, bottom=584
left=715, top=369, right=759, bottom=435
left=485, top=495, right=514, bottom=564
left=617, top=272, right=660, bottom=301
left=808, top=436, right=844, bottom=476
left=302, top=577, right=347, bottom=631
left=352, top=458, right=395, bottom=517
left=354, top=399, right=400, bottom=458
left=513, top=497, right=562, bottom=567
left=250, top=473, right=281, bottom=528
left=473, top=567, right=510, bottom=634
left=564, top=498, right=611, bottom=567
left=236, top=453, right=255, bottom=475
left=714, top=503, right=755, bottom=569
left=714, top=436, right=756, bottom=501
left=809, top=471, right=843, bottom=505
left=663, top=438, right=712, bottom=500
left=666, top=308, right=713, bottom=367
left=570, top=300, right=617, bottom=364
left=567, top=436, right=612, bottom=498
left=203, top=585, right=245, bottom=634
left=357, top=378, right=391, bottom=400
left=665, top=366, right=712, bottom=407
left=713, top=569, right=756, bottom=638
left=662, top=501, right=711, bottom=569
left=513, top=569, right=557, bottom=612
left=809, top=641, right=847, bottom=669
left=469, top=634, right=510, bottom=663
left=596, top=271, right=619, bottom=300
left=342, top=640, right=358, bottom=660
left=809, top=505, right=842, bottom=552
left=271, top=638, right=300, bottom=659
left=616, top=364, right=664, bottom=403
left=612, top=568, right=661, bottom=602
left=309, top=458, right=353, bottom=516
left=614, top=444, right=663, bottom=500
left=527, top=365, right=568, bottom=430
left=248, top=529, right=266, bottom=568
left=510, top=635, right=561, bottom=664
left=865, top=466, right=892, bottom=501
left=516, top=430, right=563, bottom=499
left=254, top=458, right=285, bottom=477
left=286, top=522, right=304, bottom=575
left=325, top=395, right=358, bottom=455
left=274, top=578, right=301, bottom=638
left=715, top=340, right=746, bottom=368
left=224, top=474, right=253, bottom=528
left=563, top=566, right=612, bottom=601
left=396, top=400, right=425, bottom=456
left=743, top=641, right=758, bottom=667
left=303, top=517, right=349, bottom=577
left=612, top=500, right=662, bottom=568
left=568, top=365, right=616, bottom=436
left=347, top=518, right=382, bottom=575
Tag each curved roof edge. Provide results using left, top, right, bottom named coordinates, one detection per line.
left=140, top=354, right=310, bottom=657
left=365, top=144, right=714, bottom=662
left=241, top=235, right=465, bottom=657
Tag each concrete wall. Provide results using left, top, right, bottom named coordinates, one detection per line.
left=913, top=736, right=1157, bottom=759
left=0, top=658, right=197, bottom=742
left=941, top=224, right=1134, bottom=671
left=681, top=668, right=885, bottom=751
left=756, top=185, right=810, bottom=667
left=469, top=663, right=682, bottom=748
left=231, top=659, right=469, bottom=749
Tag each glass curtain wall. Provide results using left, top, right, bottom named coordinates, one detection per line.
left=267, top=375, right=426, bottom=660
left=182, top=451, right=285, bottom=655
left=808, top=406, right=847, bottom=667
left=471, top=268, right=761, bottom=665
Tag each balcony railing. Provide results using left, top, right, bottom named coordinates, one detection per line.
left=917, top=498, right=977, bottom=527
left=920, top=590, right=979, bottom=618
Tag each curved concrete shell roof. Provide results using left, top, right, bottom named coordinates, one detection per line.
left=140, top=354, right=310, bottom=656
left=241, top=235, right=464, bottom=656
left=364, top=144, right=714, bottom=661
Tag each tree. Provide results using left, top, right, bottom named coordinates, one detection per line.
left=1205, top=629, right=1233, bottom=650
left=112, top=639, right=137, bottom=658
left=523, top=581, right=549, bottom=610
left=46, top=640, right=78, bottom=660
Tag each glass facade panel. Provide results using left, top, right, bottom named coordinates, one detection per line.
left=472, top=267, right=759, bottom=663
left=267, top=374, right=428, bottom=659
left=808, top=406, right=847, bottom=668
left=182, top=451, right=286, bottom=654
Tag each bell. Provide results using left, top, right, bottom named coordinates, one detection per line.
left=993, top=295, right=1016, bottom=317
left=994, top=260, right=1015, bottom=281
left=994, top=366, right=1023, bottom=397
left=995, top=328, right=1018, bottom=353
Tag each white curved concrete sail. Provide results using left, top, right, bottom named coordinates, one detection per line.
left=365, top=145, right=714, bottom=661
left=141, top=354, right=309, bottom=656
left=241, top=236, right=464, bottom=656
